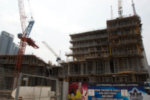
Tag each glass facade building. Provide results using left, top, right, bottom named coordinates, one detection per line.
left=0, top=31, right=18, bottom=55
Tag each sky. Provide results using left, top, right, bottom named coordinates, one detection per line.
left=0, top=0, right=149, bottom=65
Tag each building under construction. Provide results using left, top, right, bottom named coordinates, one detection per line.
left=0, top=55, right=58, bottom=99
left=64, top=15, right=149, bottom=83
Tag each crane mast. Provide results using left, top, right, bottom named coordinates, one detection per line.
left=15, top=0, right=28, bottom=76
left=118, top=0, right=123, bottom=18
left=18, top=0, right=26, bottom=36
left=110, top=5, right=113, bottom=19
left=14, top=0, right=37, bottom=89
left=131, top=0, right=136, bottom=15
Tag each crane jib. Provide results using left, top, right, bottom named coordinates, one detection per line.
left=24, top=20, right=35, bottom=37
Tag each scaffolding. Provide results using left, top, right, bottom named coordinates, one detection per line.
left=65, top=15, right=149, bottom=83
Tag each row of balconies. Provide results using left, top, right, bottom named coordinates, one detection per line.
left=68, top=67, right=143, bottom=76
left=0, top=59, right=46, bottom=66
left=110, top=40, right=139, bottom=47
left=109, top=30, right=141, bottom=36
left=70, top=39, right=140, bottom=49
left=107, top=16, right=140, bottom=28
left=110, top=36, right=141, bottom=42
left=67, top=51, right=143, bottom=61
left=67, top=47, right=142, bottom=56
left=107, top=21, right=140, bottom=29
left=70, top=42, right=108, bottom=49
left=71, top=27, right=141, bottom=43
left=112, top=49, right=139, bottom=54
left=67, top=50, right=109, bottom=56
left=71, top=34, right=108, bottom=42
left=69, top=46, right=141, bottom=55
left=68, top=65, right=145, bottom=76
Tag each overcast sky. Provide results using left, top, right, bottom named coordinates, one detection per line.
left=0, top=0, right=149, bottom=65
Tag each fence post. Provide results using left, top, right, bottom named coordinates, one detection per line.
left=15, top=73, right=22, bottom=100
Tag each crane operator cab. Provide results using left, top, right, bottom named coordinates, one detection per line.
left=56, top=57, right=61, bottom=62
left=144, top=81, right=150, bottom=95
left=18, top=33, right=39, bottom=49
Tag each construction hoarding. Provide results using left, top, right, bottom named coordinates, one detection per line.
left=68, top=83, right=150, bottom=100
left=68, top=82, right=88, bottom=100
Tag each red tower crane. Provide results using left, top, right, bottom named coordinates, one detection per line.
left=14, top=0, right=38, bottom=87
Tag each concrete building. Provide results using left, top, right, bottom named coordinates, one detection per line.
left=0, top=55, right=58, bottom=99
left=0, top=55, right=47, bottom=89
left=64, top=15, right=149, bottom=83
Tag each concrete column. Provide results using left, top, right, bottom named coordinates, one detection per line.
left=105, top=60, right=110, bottom=74
left=80, top=63, right=84, bottom=75
left=132, top=74, right=136, bottom=82
left=68, top=63, right=70, bottom=75
left=92, top=61, right=96, bottom=75
left=62, top=81, right=69, bottom=100
left=126, top=58, right=129, bottom=71
left=56, top=80, right=60, bottom=100
left=85, top=62, right=88, bottom=75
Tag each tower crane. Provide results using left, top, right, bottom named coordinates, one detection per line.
left=14, top=0, right=38, bottom=87
left=110, top=5, right=113, bottom=19
left=42, top=41, right=61, bottom=63
left=131, top=0, right=136, bottom=15
left=118, top=0, right=123, bottom=18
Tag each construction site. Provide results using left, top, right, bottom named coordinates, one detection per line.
left=65, top=15, right=149, bottom=83
left=0, top=0, right=150, bottom=100
left=0, top=55, right=61, bottom=99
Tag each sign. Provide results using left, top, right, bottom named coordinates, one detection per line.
left=88, top=84, right=150, bottom=100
